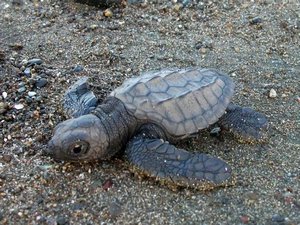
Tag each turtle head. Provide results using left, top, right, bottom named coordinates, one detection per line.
left=47, top=114, right=110, bottom=161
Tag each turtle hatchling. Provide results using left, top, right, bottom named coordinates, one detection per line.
left=47, top=68, right=268, bottom=190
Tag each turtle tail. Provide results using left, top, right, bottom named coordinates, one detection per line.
left=125, top=138, right=234, bottom=191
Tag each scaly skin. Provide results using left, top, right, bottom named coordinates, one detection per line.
left=126, top=138, right=234, bottom=189
left=47, top=98, right=137, bottom=161
left=48, top=97, right=235, bottom=188
left=47, top=68, right=268, bottom=190
left=218, top=103, right=268, bottom=142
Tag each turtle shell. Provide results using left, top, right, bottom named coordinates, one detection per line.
left=110, top=68, right=234, bottom=138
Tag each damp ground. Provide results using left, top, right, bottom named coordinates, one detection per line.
left=0, top=0, right=299, bottom=224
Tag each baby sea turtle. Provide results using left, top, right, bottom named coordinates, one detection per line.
left=46, top=68, right=268, bottom=190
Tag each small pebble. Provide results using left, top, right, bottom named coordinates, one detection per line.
left=28, top=91, right=37, bottom=97
left=245, top=192, right=259, bottom=204
left=36, top=197, right=44, bottom=205
left=240, top=215, right=250, bottom=224
left=90, top=24, right=98, bottom=30
left=271, top=214, right=285, bottom=222
left=2, top=154, right=12, bottom=163
left=173, top=3, right=183, bottom=11
left=72, top=65, right=84, bottom=73
left=18, top=86, right=26, bottom=93
left=36, top=215, right=46, bottom=222
left=33, top=110, right=40, bottom=118
left=103, top=9, right=113, bottom=17
left=56, top=216, right=68, bottom=225
left=14, top=103, right=24, bottom=110
left=195, top=39, right=213, bottom=50
left=233, top=47, right=240, bottom=53
left=12, top=0, right=24, bottom=6
left=128, top=0, right=146, bottom=4
left=250, top=17, right=263, bottom=25
left=35, top=78, right=48, bottom=88
left=25, top=96, right=32, bottom=103
left=102, top=178, right=113, bottom=191
left=2, top=92, right=7, bottom=99
left=269, top=88, right=277, bottom=98
left=180, top=0, right=192, bottom=7
left=35, top=96, right=42, bottom=101
left=26, top=58, right=43, bottom=67
left=0, top=102, right=8, bottom=114
left=10, top=43, right=23, bottom=50
left=210, top=127, right=221, bottom=137
left=18, top=82, right=25, bottom=87
left=0, top=49, right=5, bottom=61
left=199, top=47, right=207, bottom=54
left=72, top=203, right=85, bottom=211
left=24, top=67, right=31, bottom=76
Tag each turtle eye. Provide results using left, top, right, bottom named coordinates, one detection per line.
left=70, top=141, right=89, bottom=156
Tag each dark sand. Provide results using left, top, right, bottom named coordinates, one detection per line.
left=0, top=0, right=299, bottom=224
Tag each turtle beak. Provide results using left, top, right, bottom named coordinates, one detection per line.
left=45, top=139, right=55, bottom=156
left=45, top=139, right=67, bottom=161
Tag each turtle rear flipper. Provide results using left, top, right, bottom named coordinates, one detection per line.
left=64, top=77, right=98, bottom=118
left=219, top=103, right=268, bottom=142
left=126, top=138, right=233, bottom=190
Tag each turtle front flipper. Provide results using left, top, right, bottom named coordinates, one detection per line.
left=218, top=103, right=268, bottom=142
left=64, top=77, right=98, bottom=118
left=126, top=138, right=233, bottom=190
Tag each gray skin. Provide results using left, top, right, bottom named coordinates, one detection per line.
left=46, top=68, right=268, bottom=190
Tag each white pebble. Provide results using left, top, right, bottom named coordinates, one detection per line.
left=269, top=88, right=277, bottom=98
left=14, top=103, right=24, bottom=110
left=2, top=92, right=7, bottom=99
left=21, top=59, right=28, bottom=65
left=28, top=91, right=37, bottom=97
